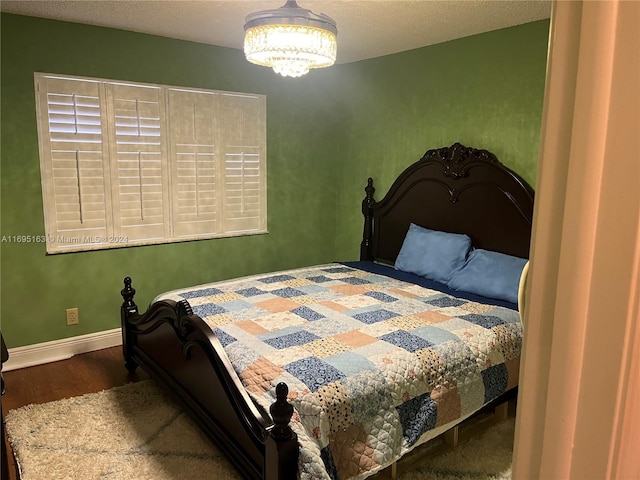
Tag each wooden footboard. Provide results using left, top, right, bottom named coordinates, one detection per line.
left=120, top=277, right=298, bottom=480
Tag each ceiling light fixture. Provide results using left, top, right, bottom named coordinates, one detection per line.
left=243, top=0, right=338, bottom=78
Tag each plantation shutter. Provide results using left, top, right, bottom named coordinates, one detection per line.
left=106, top=83, right=170, bottom=242
left=220, top=93, right=267, bottom=234
left=35, top=76, right=112, bottom=252
left=167, top=89, right=219, bottom=237
left=35, top=73, right=267, bottom=254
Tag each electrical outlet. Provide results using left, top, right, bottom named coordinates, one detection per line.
left=66, top=307, right=79, bottom=326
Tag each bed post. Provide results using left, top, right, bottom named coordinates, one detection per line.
left=360, top=177, right=376, bottom=261
left=120, top=277, right=139, bottom=373
left=265, top=382, right=298, bottom=480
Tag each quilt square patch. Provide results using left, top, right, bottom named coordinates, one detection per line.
left=255, top=297, right=301, bottom=313
left=341, top=277, right=371, bottom=286
left=213, top=328, right=236, bottom=347
left=263, top=345, right=311, bottom=367
left=303, top=317, right=362, bottom=338
left=314, top=382, right=354, bottom=433
left=504, top=357, right=520, bottom=390
left=236, top=287, right=266, bottom=297
left=322, top=267, right=353, bottom=274
left=430, top=382, right=461, bottom=427
left=387, top=315, right=427, bottom=330
left=425, top=297, right=467, bottom=308
left=353, top=309, right=398, bottom=324
left=434, top=341, right=480, bottom=387
left=271, top=287, right=306, bottom=298
left=333, top=293, right=381, bottom=310
left=308, top=275, right=333, bottom=283
left=218, top=299, right=254, bottom=311
left=296, top=285, right=329, bottom=297
left=364, top=291, right=397, bottom=303
left=380, top=330, right=434, bottom=352
left=207, top=292, right=243, bottom=303
left=414, top=310, right=451, bottom=324
left=358, top=322, right=398, bottom=339
left=342, top=370, right=394, bottom=424
left=290, top=295, right=316, bottom=306
left=461, top=313, right=506, bottom=329
left=324, top=352, right=376, bottom=377
left=192, top=303, right=227, bottom=318
left=265, top=330, right=320, bottom=349
left=492, top=325, right=522, bottom=361
left=235, top=320, right=269, bottom=336
left=259, top=274, right=295, bottom=284
left=328, top=423, right=378, bottom=480
left=396, top=391, right=438, bottom=446
left=303, top=337, right=350, bottom=358
left=482, top=363, right=508, bottom=403
left=285, top=356, right=345, bottom=392
left=203, top=313, right=235, bottom=328
left=229, top=306, right=269, bottom=321
left=414, top=348, right=447, bottom=389
left=223, top=341, right=262, bottom=372
left=282, top=278, right=314, bottom=288
left=390, top=287, right=420, bottom=299
left=240, top=357, right=284, bottom=395
left=330, top=284, right=368, bottom=296
left=179, top=287, right=223, bottom=299
left=460, top=302, right=495, bottom=314
left=292, top=306, right=324, bottom=322
left=319, top=301, right=350, bottom=312
left=411, top=326, right=459, bottom=345
left=333, top=330, right=377, bottom=348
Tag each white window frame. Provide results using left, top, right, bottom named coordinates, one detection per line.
left=34, top=73, right=267, bottom=254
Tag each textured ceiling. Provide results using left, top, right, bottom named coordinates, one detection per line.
left=0, top=0, right=552, bottom=64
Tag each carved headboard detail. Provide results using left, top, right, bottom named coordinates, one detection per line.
left=360, top=143, right=535, bottom=264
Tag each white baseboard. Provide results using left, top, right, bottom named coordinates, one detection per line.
left=3, top=328, right=122, bottom=372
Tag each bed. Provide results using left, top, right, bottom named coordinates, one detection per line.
left=120, top=142, right=534, bottom=480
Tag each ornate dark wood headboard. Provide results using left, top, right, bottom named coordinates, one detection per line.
left=360, top=143, right=535, bottom=264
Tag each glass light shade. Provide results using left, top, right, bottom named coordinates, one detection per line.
left=244, top=1, right=338, bottom=78
left=244, top=25, right=337, bottom=77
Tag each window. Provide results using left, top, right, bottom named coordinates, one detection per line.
left=34, top=73, right=267, bottom=254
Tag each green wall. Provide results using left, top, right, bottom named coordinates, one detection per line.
left=0, top=14, right=342, bottom=348
left=332, top=20, right=550, bottom=260
left=0, top=14, right=549, bottom=348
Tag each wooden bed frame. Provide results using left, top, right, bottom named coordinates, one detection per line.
left=120, top=142, right=534, bottom=480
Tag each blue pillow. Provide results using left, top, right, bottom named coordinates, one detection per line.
left=395, top=224, right=472, bottom=284
left=447, top=249, right=527, bottom=304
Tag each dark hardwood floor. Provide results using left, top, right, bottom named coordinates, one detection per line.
left=1, top=346, right=148, bottom=480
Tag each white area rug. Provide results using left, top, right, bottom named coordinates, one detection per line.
left=5, top=380, right=513, bottom=480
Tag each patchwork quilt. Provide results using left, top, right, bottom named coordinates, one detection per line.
left=159, top=263, right=522, bottom=480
